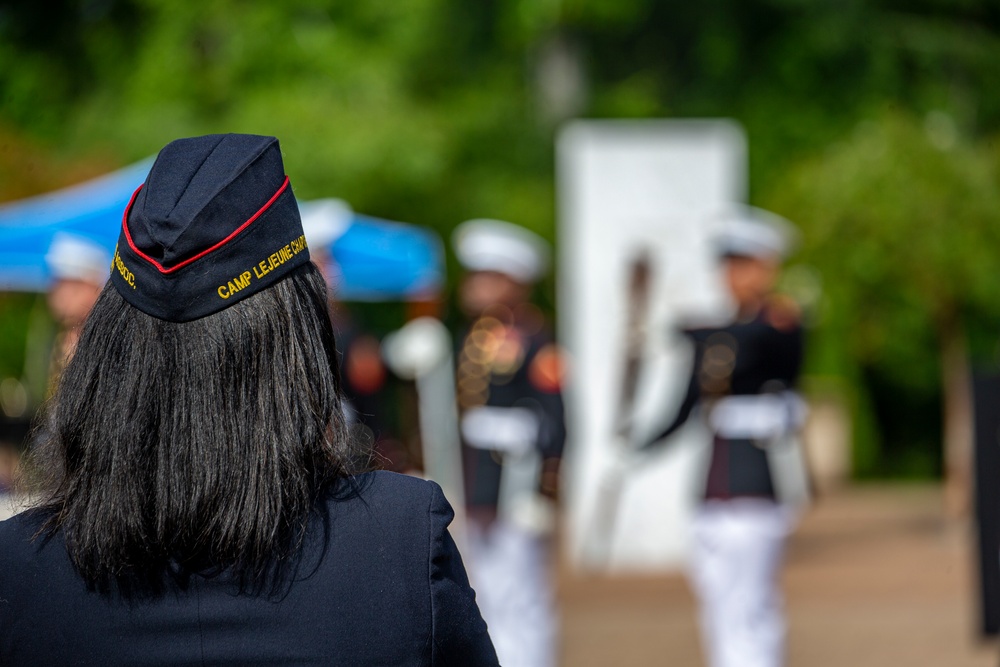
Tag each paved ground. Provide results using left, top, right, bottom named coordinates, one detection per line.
left=558, top=485, right=998, bottom=666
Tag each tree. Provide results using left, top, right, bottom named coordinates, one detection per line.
left=769, top=110, right=1000, bottom=505
left=5, top=0, right=1000, bottom=479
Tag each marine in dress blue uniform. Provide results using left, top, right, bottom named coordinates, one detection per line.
left=301, top=200, right=411, bottom=472
left=453, top=219, right=566, bottom=667
left=642, top=206, right=807, bottom=667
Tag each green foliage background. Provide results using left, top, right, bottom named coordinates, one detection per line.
left=4, top=0, right=1000, bottom=476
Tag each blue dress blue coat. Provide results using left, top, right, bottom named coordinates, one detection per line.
left=0, top=471, right=498, bottom=666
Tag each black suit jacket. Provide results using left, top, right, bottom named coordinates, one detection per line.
left=0, top=471, right=498, bottom=666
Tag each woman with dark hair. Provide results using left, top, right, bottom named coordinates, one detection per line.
left=0, top=134, right=498, bottom=666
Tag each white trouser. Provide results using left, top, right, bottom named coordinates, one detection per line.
left=465, top=518, right=557, bottom=667
left=689, top=499, right=794, bottom=667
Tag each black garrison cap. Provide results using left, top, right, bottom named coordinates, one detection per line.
left=109, top=134, right=311, bottom=322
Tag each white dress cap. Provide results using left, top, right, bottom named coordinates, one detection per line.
left=714, top=205, right=799, bottom=260
left=45, top=233, right=111, bottom=285
left=453, top=219, right=550, bottom=284
left=299, top=198, right=353, bottom=249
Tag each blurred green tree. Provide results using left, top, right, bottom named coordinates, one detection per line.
left=3, top=0, right=1000, bottom=478
left=770, top=111, right=1000, bottom=499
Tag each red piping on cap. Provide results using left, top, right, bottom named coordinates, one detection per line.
left=121, top=175, right=291, bottom=275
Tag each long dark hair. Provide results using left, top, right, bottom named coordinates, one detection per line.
left=29, top=262, right=367, bottom=589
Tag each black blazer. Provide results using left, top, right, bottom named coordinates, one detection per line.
left=0, top=471, right=499, bottom=666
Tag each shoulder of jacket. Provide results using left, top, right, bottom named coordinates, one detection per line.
left=346, top=470, right=438, bottom=509
left=0, top=509, right=49, bottom=567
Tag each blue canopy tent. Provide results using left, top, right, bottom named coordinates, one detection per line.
left=0, top=161, right=443, bottom=300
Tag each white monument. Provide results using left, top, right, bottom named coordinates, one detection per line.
left=557, top=120, right=746, bottom=570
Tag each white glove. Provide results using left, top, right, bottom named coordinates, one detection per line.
left=460, top=406, right=539, bottom=456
